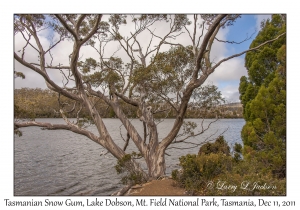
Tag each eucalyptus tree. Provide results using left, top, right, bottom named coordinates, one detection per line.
left=14, top=14, right=285, bottom=182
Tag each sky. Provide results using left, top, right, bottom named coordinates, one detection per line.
left=204, top=14, right=271, bottom=102
left=14, top=14, right=271, bottom=103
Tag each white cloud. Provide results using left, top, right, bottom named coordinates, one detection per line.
left=220, top=84, right=242, bottom=103
left=202, top=26, right=247, bottom=102
left=205, top=57, right=247, bottom=84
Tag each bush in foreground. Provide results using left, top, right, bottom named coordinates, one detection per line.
left=172, top=136, right=286, bottom=195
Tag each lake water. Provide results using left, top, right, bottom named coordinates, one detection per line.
left=14, top=118, right=245, bottom=196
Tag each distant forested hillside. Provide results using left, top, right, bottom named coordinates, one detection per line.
left=14, top=88, right=242, bottom=119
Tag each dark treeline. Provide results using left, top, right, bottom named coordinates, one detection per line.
left=14, top=88, right=242, bottom=119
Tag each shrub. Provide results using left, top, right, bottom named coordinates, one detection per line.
left=204, top=161, right=286, bottom=196
left=115, top=152, right=147, bottom=185
left=172, top=153, right=233, bottom=192
left=198, top=136, right=230, bottom=155
left=233, top=143, right=243, bottom=162
left=172, top=136, right=286, bottom=195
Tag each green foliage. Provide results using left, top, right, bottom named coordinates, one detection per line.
left=239, top=15, right=286, bottom=178
left=115, top=152, right=147, bottom=185
left=172, top=136, right=286, bottom=195
left=205, top=164, right=286, bottom=196
left=172, top=153, right=233, bottom=192
left=131, top=46, right=194, bottom=97
left=193, top=85, right=225, bottom=107
left=14, top=129, right=23, bottom=137
left=245, top=15, right=286, bottom=87
left=201, top=15, right=241, bottom=28
left=233, top=143, right=242, bottom=162
left=82, top=71, right=105, bottom=88
left=182, top=121, right=197, bottom=136
left=198, top=136, right=230, bottom=156
left=240, top=15, right=286, bottom=113
left=14, top=71, right=25, bottom=79
left=108, top=14, right=127, bottom=29
left=81, top=56, right=124, bottom=90
left=78, top=58, right=98, bottom=74
left=173, top=136, right=232, bottom=192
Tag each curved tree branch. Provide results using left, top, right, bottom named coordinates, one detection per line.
left=55, top=14, right=78, bottom=40
left=15, top=121, right=107, bottom=148
left=81, top=15, right=102, bottom=45
left=209, top=32, right=286, bottom=74
left=14, top=53, right=81, bottom=101
left=75, top=14, right=86, bottom=34
left=114, top=92, right=139, bottom=107
left=195, top=14, right=227, bottom=79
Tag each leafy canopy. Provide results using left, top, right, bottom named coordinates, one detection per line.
left=239, top=15, right=286, bottom=178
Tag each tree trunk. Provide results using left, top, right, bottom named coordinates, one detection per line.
left=144, top=147, right=166, bottom=179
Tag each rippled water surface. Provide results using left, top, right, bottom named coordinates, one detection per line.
left=14, top=118, right=245, bottom=196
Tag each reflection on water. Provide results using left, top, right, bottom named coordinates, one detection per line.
left=14, top=118, right=244, bottom=196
